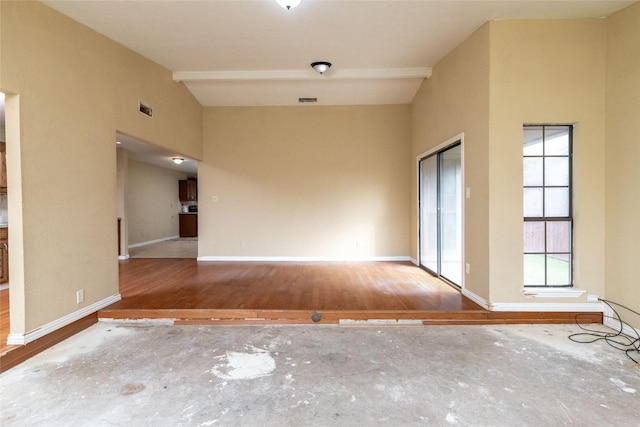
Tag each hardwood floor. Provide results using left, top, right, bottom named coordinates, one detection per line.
left=99, top=259, right=602, bottom=326
left=109, top=259, right=474, bottom=311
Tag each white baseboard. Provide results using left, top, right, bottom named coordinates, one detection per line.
left=489, top=302, right=606, bottom=312
left=409, top=257, right=418, bottom=266
left=118, top=254, right=130, bottom=260
left=462, top=288, right=489, bottom=310
left=128, top=235, right=179, bottom=249
left=522, top=287, right=586, bottom=298
left=197, top=256, right=411, bottom=262
left=6, top=294, right=122, bottom=346
left=603, top=305, right=640, bottom=338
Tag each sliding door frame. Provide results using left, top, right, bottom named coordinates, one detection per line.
left=416, top=133, right=465, bottom=290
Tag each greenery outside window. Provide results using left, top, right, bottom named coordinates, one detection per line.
left=523, top=125, right=573, bottom=287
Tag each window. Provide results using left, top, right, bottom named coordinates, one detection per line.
left=523, top=125, right=572, bottom=287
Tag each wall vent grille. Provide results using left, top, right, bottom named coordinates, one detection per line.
left=139, top=100, right=153, bottom=117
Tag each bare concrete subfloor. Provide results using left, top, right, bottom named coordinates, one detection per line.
left=1, top=323, right=638, bottom=426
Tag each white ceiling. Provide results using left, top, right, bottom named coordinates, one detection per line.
left=43, top=0, right=634, bottom=108
left=35, top=1, right=636, bottom=173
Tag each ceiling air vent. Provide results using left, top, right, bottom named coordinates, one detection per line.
left=139, top=100, right=153, bottom=117
left=298, top=97, right=317, bottom=103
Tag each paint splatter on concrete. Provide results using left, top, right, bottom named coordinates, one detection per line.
left=210, top=346, right=275, bottom=380
left=610, top=377, right=637, bottom=393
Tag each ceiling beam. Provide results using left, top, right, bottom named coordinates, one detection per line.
left=173, top=67, right=432, bottom=82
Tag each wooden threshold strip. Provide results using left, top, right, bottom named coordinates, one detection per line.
left=98, top=308, right=602, bottom=326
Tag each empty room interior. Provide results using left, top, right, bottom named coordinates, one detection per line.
left=0, top=0, right=639, bottom=411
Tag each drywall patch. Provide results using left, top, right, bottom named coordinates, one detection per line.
left=210, top=345, right=276, bottom=380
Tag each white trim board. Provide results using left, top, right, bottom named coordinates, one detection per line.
left=6, top=294, right=122, bottom=346
left=197, top=256, right=411, bottom=262
left=603, top=305, right=640, bottom=340
left=128, top=235, right=179, bottom=249
left=489, top=302, right=605, bottom=312
left=462, top=288, right=489, bottom=310
left=452, top=289, right=603, bottom=313
left=522, top=287, right=586, bottom=298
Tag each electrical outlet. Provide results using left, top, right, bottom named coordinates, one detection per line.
left=465, top=263, right=470, bottom=274
left=587, top=294, right=599, bottom=303
left=76, top=289, right=84, bottom=304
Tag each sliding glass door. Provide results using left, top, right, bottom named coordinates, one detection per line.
left=419, top=143, right=462, bottom=286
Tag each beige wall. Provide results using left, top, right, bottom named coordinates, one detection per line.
left=488, top=19, right=607, bottom=303
left=411, top=18, right=618, bottom=307
left=605, top=3, right=640, bottom=329
left=127, top=160, right=186, bottom=246
left=200, top=105, right=410, bottom=258
left=0, top=1, right=202, bottom=333
left=411, top=23, right=491, bottom=299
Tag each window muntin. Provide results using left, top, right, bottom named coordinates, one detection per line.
left=523, top=125, right=572, bottom=287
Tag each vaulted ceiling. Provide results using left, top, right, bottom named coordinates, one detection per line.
left=43, top=0, right=634, bottom=108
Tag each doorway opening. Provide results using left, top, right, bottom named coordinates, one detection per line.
left=115, top=132, right=198, bottom=260
left=418, top=138, right=463, bottom=287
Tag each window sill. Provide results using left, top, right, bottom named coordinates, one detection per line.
left=522, top=287, right=586, bottom=298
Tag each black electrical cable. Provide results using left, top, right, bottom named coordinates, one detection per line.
left=569, top=298, right=640, bottom=363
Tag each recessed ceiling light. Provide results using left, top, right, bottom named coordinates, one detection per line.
left=173, top=157, right=184, bottom=164
left=116, top=141, right=122, bottom=145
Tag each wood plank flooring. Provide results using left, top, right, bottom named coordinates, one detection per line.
left=108, top=259, right=474, bottom=311
left=99, top=259, right=602, bottom=326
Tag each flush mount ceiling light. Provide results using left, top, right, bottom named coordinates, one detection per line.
left=276, top=0, right=301, bottom=10
left=311, top=61, right=332, bottom=75
left=172, top=157, right=184, bottom=165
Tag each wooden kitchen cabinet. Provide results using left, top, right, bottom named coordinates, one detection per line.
left=179, top=179, right=197, bottom=201
left=0, top=228, right=8, bottom=284
left=179, top=214, right=198, bottom=237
